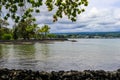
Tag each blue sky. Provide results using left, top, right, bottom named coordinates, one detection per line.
left=8, top=0, right=120, bottom=33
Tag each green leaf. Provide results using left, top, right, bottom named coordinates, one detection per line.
left=81, top=9, right=85, bottom=12
left=18, top=2, right=24, bottom=7
left=35, top=9, right=40, bottom=13
left=0, top=5, right=2, bottom=11
left=4, top=16, right=8, bottom=20
left=6, top=13, right=10, bottom=17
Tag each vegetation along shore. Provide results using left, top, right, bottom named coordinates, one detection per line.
left=0, top=38, right=68, bottom=44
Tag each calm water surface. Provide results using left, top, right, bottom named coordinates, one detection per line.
left=0, top=39, right=120, bottom=71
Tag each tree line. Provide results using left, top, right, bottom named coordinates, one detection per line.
left=0, top=0, right=88, bottom=40
left=56, top=32, right=120, bottom=39
left=0, top=18, right=53, bottom=40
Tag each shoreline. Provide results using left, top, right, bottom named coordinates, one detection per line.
left=0, top=68, right=120, bottom=80
left=0, top=38, right=68, bottom=44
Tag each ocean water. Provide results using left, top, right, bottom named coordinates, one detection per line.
left=0, top=39, right=120, bottom=71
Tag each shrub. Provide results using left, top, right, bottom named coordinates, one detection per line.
left=2, top=34, right=12, bottom=40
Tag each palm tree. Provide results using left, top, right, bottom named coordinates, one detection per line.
left=36, top=26, right=44, bottom=39
left=37, top=25, right=50, bottom=39
left=41, top=25, right=50, bottom=39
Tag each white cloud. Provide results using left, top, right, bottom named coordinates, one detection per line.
left=4, top=0, right=120, bottom=33
left=88, top=7, right=100, bottom=18
left=88, top=0, right=120, bottom=8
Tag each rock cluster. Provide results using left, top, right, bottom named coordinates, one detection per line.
left=0, top=68, right=120, bottom=80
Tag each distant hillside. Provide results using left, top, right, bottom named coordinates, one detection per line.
left=53, top=32, right=120, bottom=34
left=52, top=32, right=120, bottom=38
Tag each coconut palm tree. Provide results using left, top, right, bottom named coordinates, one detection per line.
left=41, top=25, right=50, bottom=39
left=37, top=25, right=50, bottom=39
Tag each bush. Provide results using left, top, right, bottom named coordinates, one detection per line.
left=2, top=34, right=12, bottom=40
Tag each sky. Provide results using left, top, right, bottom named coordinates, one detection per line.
left=7, top=0, right=120, bottom=33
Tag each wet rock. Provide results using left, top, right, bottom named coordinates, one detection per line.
left=0, top=68, right=120, bottom=80
left=50, top=71, right=59, bottom=80
left=39, top=71, right=50, bottom=80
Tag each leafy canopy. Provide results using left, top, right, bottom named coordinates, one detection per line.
left=0, top=0, right=88, bottom=22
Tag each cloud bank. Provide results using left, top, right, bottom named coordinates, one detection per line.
left=7, top=0, right=120, bottom=33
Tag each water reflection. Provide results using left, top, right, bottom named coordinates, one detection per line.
left=0, top=44, right=36, bottom=70
left=35, top=43, right=50, bottom=59
left=0, top=43, right=52, bottom=71
left=0, top=44, right=15, bottom=68
left=13, top=44, right=36, bottom=70
left=14, top=44, right=36, bottom=59
left=0, top=45, right=3, bottom=58
left=34, top=43, right=53, bottom=71
left=0, top=44, right=4, bottom=66
left=0, top=39, right=120, bottom=71
left=0, top=44, right=10, bottom=58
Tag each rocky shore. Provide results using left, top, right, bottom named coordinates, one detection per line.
left=0, top=68, right=120, bottom=80
left=0, top=38, right=68, bottom=44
